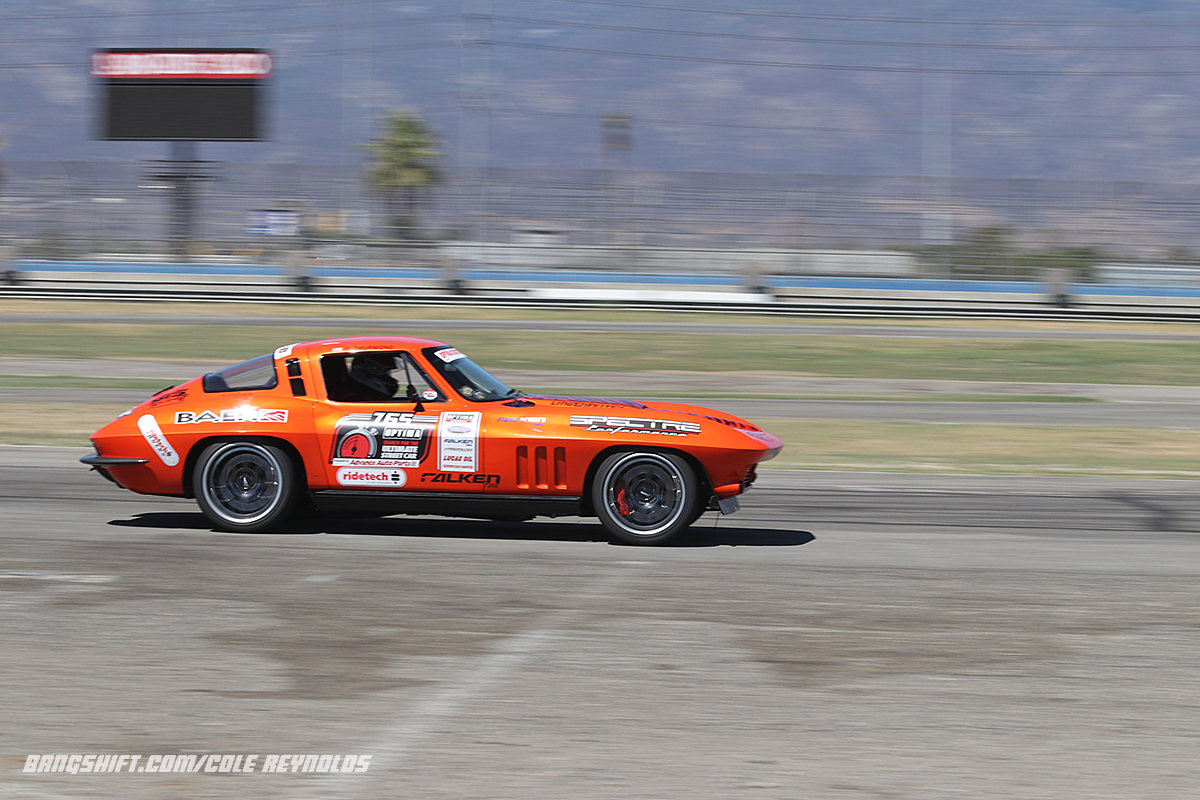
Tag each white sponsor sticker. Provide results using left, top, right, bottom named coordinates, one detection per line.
left=336, top=467, right=407, bottom=487
left=274, top=343, right=296, bottom=359
left=136, top=414, right=179, bottom=466
left=433, top=348, right=466, bottom=363
left=438, top=411, right=481, bottom=472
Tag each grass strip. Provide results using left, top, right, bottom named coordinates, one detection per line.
left=4, top=323, right=1200, bottom=385
left=751, top=418, right=1200, bottom=478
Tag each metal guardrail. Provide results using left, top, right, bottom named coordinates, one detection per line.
left=3, top=274, right=1200, bottom=322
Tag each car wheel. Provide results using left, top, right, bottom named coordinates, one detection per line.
left=592, top=451, right=700, bottom=545
left=194, top=441, right=299, bottom=532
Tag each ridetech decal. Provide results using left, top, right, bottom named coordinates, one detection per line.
left=174, top=408, right=288, bottom=424
left=438, top=411, right=481, bottom=472
left=335, top=468, right=407, bottom=487
left=569, top=415, right=702, bottom=436
left=137, top=415, right=179, bottom=466
left=330, top=411, right=437, bottom=468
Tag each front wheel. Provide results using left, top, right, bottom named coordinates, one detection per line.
left=194, top=441, right=299, bottom=532
left=592, top=451, right=700, bottom=545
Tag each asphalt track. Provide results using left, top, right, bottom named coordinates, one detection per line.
left=5, top=446, right=1200, bottom=799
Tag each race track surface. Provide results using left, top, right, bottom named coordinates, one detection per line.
left=5, top=447, right=1200, bottom=799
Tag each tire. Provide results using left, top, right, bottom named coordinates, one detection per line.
left=193, top=441, right=299, bottom=532
left=592, top=451, right=700, bottom=545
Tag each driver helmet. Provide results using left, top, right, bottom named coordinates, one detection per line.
left=349, top=354, right=398, bottom=399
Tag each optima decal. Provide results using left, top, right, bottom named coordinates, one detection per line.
left=569, top=415, right=702, bottom=436
left=331, top=411, right=437, bottom=468
left=137, top=414, right=179, bottom=466
left=174, top=409, right=288, bottom=424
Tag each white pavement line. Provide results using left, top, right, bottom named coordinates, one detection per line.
left=306, top=565, right=641, bottom=797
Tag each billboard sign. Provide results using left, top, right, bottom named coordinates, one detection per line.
left=93, top=48, right=270, bottom=141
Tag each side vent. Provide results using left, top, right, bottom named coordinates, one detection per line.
left=516, top=445, right=568, bottom=489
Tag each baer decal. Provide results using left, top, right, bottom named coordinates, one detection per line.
left=174, top=408, right=288, bottom=424
left=330, top=411, right=438, bottom=469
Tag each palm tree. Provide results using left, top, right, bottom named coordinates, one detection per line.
left=364, top=112, right=442, bottom=240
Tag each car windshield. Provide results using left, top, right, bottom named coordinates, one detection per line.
left=422, top=346, right=520, bottom=402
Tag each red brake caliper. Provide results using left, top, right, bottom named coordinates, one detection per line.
left=616, top=482, right=632, bottom=516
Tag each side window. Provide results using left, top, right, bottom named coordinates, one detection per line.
left=203, top=354, right=279, bottom=393
left=321, top=352, right=445, bottom=404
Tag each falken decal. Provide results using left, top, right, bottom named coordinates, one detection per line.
left=421, top=472, right=500, bottom=486
left=569, top=415, right=702, bottom=436
left=174, top=408, right=288, bottom=424
left=137, top=414, right=179, bottom=466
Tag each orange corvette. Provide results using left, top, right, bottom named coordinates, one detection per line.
left=82, top=336, right=783, bottom=544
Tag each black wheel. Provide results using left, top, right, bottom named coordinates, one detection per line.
left=592, top=451, right=700, bottom=545
left=193, top=441, right=299, bottom=532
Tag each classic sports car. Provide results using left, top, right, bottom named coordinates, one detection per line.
left=82, top=336, right=783, bottom=544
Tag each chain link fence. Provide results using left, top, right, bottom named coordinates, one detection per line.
left=3, top=161, right=1199, bottom=283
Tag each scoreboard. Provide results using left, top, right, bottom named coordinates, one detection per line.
left=92, top=49, right=271, bottom=141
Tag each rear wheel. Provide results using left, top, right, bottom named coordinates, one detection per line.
left=592, top=451, right=699, bottom=545
left=194, top=441, right=299, bottom=532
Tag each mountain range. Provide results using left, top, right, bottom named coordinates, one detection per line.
left=1, top=0, right=1198, bottom=186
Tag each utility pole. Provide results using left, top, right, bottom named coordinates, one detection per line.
left=460, top=0, right=491, bottom=244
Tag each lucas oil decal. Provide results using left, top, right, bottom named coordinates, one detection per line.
left=331, top=411, right=437, bottom=469
left=438, top=411, right=481, bottom=472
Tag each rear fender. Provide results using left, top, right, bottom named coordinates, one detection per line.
left=181, top=435, right=308, bottom=499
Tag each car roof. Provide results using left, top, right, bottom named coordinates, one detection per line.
left=293, top=336, right=452, bottom=357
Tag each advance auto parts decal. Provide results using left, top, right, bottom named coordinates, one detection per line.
left=331, top=411, right=438, bottom=468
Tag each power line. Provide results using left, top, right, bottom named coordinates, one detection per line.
left=557, top=0, right=1200, bottom=27
left=485, top=91, right=1200, bottom=123
left=0, top=0, right=388, bottom=22
left=494, top=39, right=1200, bottom=77
left=492, top=13, right=1200, bottom=51
left=0, top=16, right=458, bottom=47
left=488, top=105, right=1200, bottom=139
